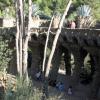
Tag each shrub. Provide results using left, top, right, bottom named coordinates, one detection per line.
left=5, top=77, right=42, bottom=100
left=0, top=36, right=13, bottom=71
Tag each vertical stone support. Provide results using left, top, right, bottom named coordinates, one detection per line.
left=49, top=46, right=63, bottom=84
left=70, top=47, right=85, bottom=88
left=63, top=47, right=71, bottom=75
left=90, top=53, right=100, bottom=100
left=30, top=44, right=43, bottom=78
left=7, top=51, right=17, bottom=75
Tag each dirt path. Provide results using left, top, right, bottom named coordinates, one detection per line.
left=32, top=71, right=100, bottom=100
left=32, top=79, right=89, bottom=100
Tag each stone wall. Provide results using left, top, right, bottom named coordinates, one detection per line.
left=0, top=18, right=15, bottom=27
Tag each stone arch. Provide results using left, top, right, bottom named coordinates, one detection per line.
left=48, top=44, right=72, bottom=86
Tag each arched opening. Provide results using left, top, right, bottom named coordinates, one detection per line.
left=80, top=54, right=95, bottom=85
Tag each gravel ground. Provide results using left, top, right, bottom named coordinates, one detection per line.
left=32, top=76, right=90, bottom=100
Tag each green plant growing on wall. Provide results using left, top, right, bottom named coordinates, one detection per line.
left=0, top=36, right=13, bottom=71
left=73, top=0, right=100, bottom=21
left=76, top=5, right=95, bottom=28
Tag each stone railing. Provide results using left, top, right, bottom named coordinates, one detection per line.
left=61, top=28, right=100, bottom=47
left=0, top=27, right=100, bottom=47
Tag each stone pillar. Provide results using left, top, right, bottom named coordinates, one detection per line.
left=7, top=51, right=17, bottom=75
left=30, top=43, right=44, bottom=78
left=63, top=46, right=72, bottom=91
left=49, top=46, right=63, bottom=85
left=63, top=47, right=71, bottom=75
left=70, top=47, right=85, bottom=88
left=90, top=54, right=100, bottom=100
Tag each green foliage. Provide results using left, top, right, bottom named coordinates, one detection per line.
left=0, top=0, right=13, bottom=7
left=0, top=6, right=15, bottom=18
left=5, top=77, right=42, bottom=100
left=0, top=0, right=99, bottom=20
left=0, top=36, right=12, bottom=71
left=33, top=0, right=69, bottom=16
left=0, top=10, right=3, bottom=17
left=0, top=0, right=15, bottom=18
left=24, top=3, right=29, bottom=16
left=32, top=0, right=100, bottom=21
left=0, top=0, right=14, bottom=15
left=77, top=5, right=91, bottom=16
left=4, top=76, right=64, bottom=100
left=55, top=0, right=69, bottom=13
left=0, top=0, right=10, bottom=12
left=67, top=11, right=77, bottom=21
left=37, top=0, right=52, bottom=16
left=2, top=6, right=15, bottom=18
left=73, top=0, right=100, bottom=20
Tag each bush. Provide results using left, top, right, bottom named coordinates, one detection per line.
left=5, top=77, right=42, bottom=100
left=0, top=36, right=13, bottom=71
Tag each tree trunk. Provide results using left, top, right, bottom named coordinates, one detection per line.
left=22, top=0, right=32, bottom=80
left=22, top=41, right=28, bottom=79
left=42, top=15, right=54, bottom=72
left=16, top=0, right=23, bottom=77
left=45, top=0, right=72, bottom=78
left=16, top=0, right=32, bottom=79
left=19, top=0, right=24, bottom=77
left=42, top=0, right=72, bottom=98
left=15, top=0, right=20, bottom=75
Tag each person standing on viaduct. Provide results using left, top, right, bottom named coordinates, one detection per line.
left=70, top=20, right=76, bottom=29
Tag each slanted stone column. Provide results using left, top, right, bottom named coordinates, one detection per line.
left=63, top=47, right=71, bottom=75
left=7, top=51, right=17, bottom=75
left=49, top=46, right=63, bottom=85
left=90, top=53, right=100, bottom=100
left=70, top=46, right=85, bottom=88
left=29, top=43, right=44, bottom=78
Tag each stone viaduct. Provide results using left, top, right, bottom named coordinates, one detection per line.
left=0, top=27, right=100, bottom=99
